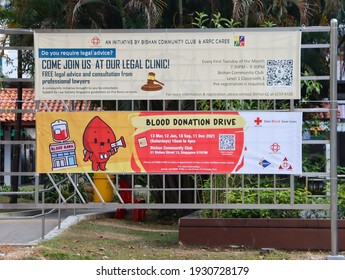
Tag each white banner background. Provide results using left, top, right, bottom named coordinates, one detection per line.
left=238, top=112, right=302, bottom=174
left=34, top=29, right=301, bottom=100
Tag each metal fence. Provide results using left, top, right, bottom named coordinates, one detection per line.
left=0, top=21, right=341, bottom=253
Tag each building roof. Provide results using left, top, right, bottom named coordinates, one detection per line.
left=0, top=88, right=97, bottom=125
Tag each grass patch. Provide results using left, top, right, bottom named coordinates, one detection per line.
left=28, top=210, right=330, bottom=260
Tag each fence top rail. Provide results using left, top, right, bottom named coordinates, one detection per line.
left=1, top=25, right=332, bottom=36
left=0, top=28, right=33, bottom=34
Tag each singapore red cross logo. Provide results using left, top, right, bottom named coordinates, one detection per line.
left=254, top=117, right=262, bottom=125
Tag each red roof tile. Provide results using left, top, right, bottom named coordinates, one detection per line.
left=0, top=88, right=100, bottom=124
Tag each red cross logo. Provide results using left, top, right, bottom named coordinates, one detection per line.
left=254, top=117, right=262, bottom=125
left=91, top=36, right=101, bottom=46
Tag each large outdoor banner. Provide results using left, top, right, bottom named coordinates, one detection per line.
left=36, top=111, right=302, bottom=174
left=34, top=29, right=301, bottom=100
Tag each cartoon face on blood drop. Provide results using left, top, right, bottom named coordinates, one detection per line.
left=82, top=116, right=117, bottom=171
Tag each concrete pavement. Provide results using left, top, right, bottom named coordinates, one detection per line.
left=0, top=209, right=113, bottom=245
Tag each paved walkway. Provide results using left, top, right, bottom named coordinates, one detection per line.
left=0, top=209, right=113, bottom=245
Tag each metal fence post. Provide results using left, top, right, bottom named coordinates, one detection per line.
left=328, top=18, right=344, bottom=259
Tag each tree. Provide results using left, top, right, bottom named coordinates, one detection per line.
left=125, top=0, right=167, bottom=28
left=232, top=0, right=263, bottom=27
left=67, top=0, right=123, bottom=28
left=68, top=0, right=167, bottom=29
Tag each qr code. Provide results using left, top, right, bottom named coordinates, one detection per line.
left=266, top=59, right=293, bottom=87
left=219, top=134, right=235, bottom=151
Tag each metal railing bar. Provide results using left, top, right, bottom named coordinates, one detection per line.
left=0, top=78, right=34, bottom=82
left=66, top=173, right=86, bottom=204
left=300, top=76, right=330, bottom=81
left=0, top=202, right=331, bottom=210
left=0, top=172, right=36, bottom=176
left=84, top=173, right=105, bottom=203
left=46, top=173, right=67, bottom=203
left=0, top=141, right=36, bottom=145
left=301, top=44, right=330, bottom=48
